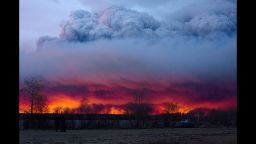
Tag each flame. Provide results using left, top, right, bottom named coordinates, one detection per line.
left=19, top=93, right=236, bottom=114
left=109, top=107, right=125, bottom=114
left=157, top=104, right=192, bottom=114
left=178, top=106, right=192, bottom=114
left=48, top=95, right=81, bottom=112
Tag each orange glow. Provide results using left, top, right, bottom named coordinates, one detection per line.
left=19, top=91, right=236, bottom=114
left=44, top=95, right=127, bottom=114
left=48, top=95, right=81, bottom=112
left=85, top=96, right=130, bottom=105
left=109, top=107, right=125, bottom=114
left=19, top=96, right=236, bottom=114
left=157, top=104, right=192, bottom=114
left=19, top=77, right=236, bottom=114
left=178, top=106, right=192, bottom=114
left=19, top=105, right=28, bottom=113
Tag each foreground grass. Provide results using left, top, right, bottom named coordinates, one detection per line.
left=20, top=128, right=236, bottom=144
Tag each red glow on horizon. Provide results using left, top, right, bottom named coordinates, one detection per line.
left=47, top=95, right=81, bottom=112
left=19, top=94, right=236, bottom=114
left=19, top=78, right=236, bottom=114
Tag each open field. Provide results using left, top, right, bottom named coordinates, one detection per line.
left=20, top=128, right=236, bottom=144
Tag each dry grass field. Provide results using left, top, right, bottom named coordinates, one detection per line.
left=20, top=128, right=236, bottom=144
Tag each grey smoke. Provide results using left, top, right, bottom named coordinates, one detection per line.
left=37, top=4, right=236, bottom=45
left=21, top=0, right=236, bottom=84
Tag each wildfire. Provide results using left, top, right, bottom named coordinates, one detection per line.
left=19, top=94, right=236, bottom=114
left=48, top=95, right=81, bottom=112
left=178, top=106, right=192, bottom=114
left=109, top=107, right=125, bottom=114
left=157, top=104, right=192, bottom=114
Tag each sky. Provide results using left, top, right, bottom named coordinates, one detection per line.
left=20, top=0, right=237, bottom=114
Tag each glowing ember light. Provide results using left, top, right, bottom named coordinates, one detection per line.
left=48, top=95, right=81, bottom=112
left=19, top=97, right=236, bottom=114
left=109, top=107, right=125, bottom=114
left=178, top=106, right=192, bottom=114
left=19, top=91, right=236, bottom=114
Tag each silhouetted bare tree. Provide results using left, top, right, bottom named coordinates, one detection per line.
left=77, top=98, right=90, bottom=114
left=134, top=82, right=149, bottom=105
left=124, top=82, right=151, bottom=115
left=163, top=102, right=179, bottom=114
left=63, top=107, right=71, bottom=114
left=53, top=106, right=64, bottom=114
left=124, top=102, right=153, bottom=128
left=163, top=102, right=179, bottom=127
left=122, top=82, right=151, bottom=127
left=22, top=77, right=48, bottom=114
left=124, top=103, right=136, bottom=115
left=34, top=94, right=48, bottom=113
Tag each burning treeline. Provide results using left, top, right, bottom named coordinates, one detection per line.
left=19, top=77, right=236, bottom=115
left=20, top=94, right=191, bottom=115
left=19, top=77, right=236, bottom=129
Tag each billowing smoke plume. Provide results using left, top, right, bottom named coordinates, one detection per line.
left=25, top=3, right=236, bottom=80
left=37, top=4, right=236, bottom=45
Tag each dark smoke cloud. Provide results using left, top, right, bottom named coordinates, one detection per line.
left=37, top=5, right=236, bottom=45
left=27, top=80, right=236, bottom=105
left=45, top=84, right=89, bottom=96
